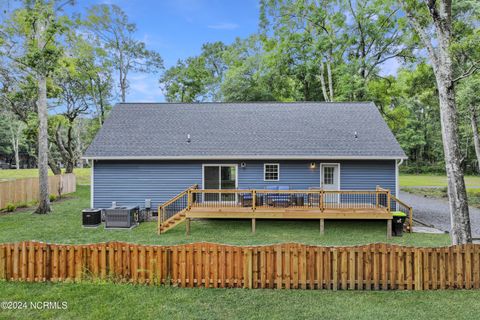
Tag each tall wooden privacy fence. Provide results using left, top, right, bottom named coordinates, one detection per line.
left=0, top=174, right=76, bottom=209
left=1, top=241, right=480, bottom=290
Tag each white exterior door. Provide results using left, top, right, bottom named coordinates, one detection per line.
left=321, top=164, right=340, bottom=203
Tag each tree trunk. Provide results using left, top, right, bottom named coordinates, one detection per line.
left=14, top=136, right=20, bottom=170
left=34, top=20, right=51, bottom=214
left=401, top=0, right=471, bottom=244
left=65, top=161, right=74, bottom=174
left=434, top=55, right=471, bottom=244
left=437, top=79, right=471, bottom=244
left=35, top=72, right=51, bottom=214
left=48, top=157, right=61, bottom=175
left=469, top=105, right=480, bottom=172
left=318, top=59, right=330, bottom=102
left=326, top=58, right=334, bottom=101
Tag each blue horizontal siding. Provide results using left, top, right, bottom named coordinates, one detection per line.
left=93, top=159, right=396, bottom=209
left=93, top=160, right=202, bottom=209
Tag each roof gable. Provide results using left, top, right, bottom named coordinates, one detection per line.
left=84, top=102, right=406, bottom=159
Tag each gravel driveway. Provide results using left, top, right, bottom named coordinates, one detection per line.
left=399, top=191, right=480, bottom=238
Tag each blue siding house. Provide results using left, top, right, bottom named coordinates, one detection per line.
left=84, top=102, right=406, bottom=217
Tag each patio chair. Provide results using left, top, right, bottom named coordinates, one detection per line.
left=266, top=185, right=292, bottom=207
left=239, top=187, right=253, bottom=207
left=239, top=187, right=264, bottom=207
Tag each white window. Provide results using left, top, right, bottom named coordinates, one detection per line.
left=323, top=167, right=334, bottom=185
left=264, top=163, right=279, bottom=181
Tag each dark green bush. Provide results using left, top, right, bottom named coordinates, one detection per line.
left=5, top=203, right=16, bottom=212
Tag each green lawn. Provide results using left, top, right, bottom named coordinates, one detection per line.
left=0, top=168, right=91, bottom=185
left=0, top=185, right=450, bottom=246
left=0, top=282, right=479, bottom=320
left=400, top=174, right=480, bottom=187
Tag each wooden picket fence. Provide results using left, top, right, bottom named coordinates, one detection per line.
left=1, top=241, right=479, bottom=290
left=0, top=174, right=76, bottom=209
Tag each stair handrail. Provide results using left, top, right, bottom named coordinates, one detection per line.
left=157, top=184, right=198, bottom=234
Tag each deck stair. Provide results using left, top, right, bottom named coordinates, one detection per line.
left=158, top=185, right=197, bottom=234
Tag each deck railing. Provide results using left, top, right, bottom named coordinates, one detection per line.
left=189, top=188, right=391, bottom=212
left=158, top=184, right=198, bottom=229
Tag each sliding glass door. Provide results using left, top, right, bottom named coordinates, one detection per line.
left=203, top=165, right=237, bottom=202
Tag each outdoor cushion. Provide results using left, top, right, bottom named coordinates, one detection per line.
left=266, top=185, right=290, bottom=204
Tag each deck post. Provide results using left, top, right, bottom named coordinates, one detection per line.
left=186, top=218, right=191, bottom=236
left=157, top=206, right=162, bottom=235
left=320, top=219, right=325, bottom=235
left=387, top=219, right=392, bottom=239
left=409, top=207, right=413, bottom=233
left=320, top=188, right=324, bottom=212
left=387, top=190, right=391, bottom=213
left=252, top=190, right=256, bottom=211
left=187, top=190, right=192, bottom=210
left=252, top=218, right=256, bottom=234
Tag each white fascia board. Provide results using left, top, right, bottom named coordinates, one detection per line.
left=82, top=155, right=408, bottom=161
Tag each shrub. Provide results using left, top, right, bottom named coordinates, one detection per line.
left=5, top=203, right=16, bottom=212
left=49, top=194, right=57, bottom=202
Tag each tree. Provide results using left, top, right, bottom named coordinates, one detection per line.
left=0, top=1, right=70, bottom=214
left=457, top=76, right=480, bottom=172
left=160, top=42, right=228, bottom=102
left=51, top=57, right=92, bottom=173
left=400, top=0, right=474, bottom=244
left=160, top=57, right=211, bottom=102
left=84, top=4, right=163, bottom=102
left=67, top=30, right=113, bottom=124
left=0, top=110, right=26, bottom=168
left=260, top=0, right=413, bottom=101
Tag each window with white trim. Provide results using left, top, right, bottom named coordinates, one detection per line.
left=323, top=167, right=334, bottom=185
left=264, top=163, right=279, bottom=181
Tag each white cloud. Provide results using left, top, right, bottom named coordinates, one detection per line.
left=207, top=23, right=239, bottom=30
left=128, top=73, right=165, bottom=102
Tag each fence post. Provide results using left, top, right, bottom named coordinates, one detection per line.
left=0, top=245, right=5, bottom=280
left=375, top=186, right=380, bottom=208
left=243, top=248, right=253, bottom=289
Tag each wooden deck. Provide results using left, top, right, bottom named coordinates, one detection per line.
left=158, top=186, right=413, bottom=236
left=187, top=206, right=391, bottom=219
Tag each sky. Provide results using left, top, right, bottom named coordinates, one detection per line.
left=77, top=0, right=260, bottom=102
left=1, top=0, right=400, bottom=103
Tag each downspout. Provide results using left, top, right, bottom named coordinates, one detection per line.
left=395, top=158, right=404, bottom=210
left=90, top=160, right=94, bottom=208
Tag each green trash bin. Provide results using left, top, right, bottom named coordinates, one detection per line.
left=392, top=211, right=407, bottom=236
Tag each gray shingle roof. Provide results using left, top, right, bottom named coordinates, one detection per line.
left=83, top=102, right=406, bottom=159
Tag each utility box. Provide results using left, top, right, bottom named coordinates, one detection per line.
left=105, top=206, right=139, bottom=229
left=82, top=209, right=102, bottom=227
